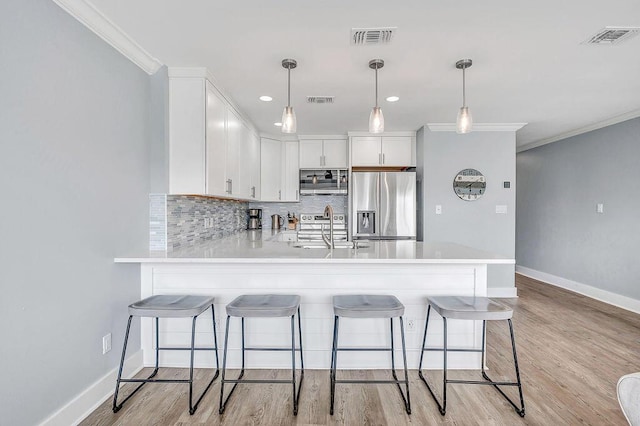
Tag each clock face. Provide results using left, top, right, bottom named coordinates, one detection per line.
left=453, top=169, right=486, bottom=201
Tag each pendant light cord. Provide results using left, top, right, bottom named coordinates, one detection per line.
left=287, top=66, right=291, bottom=107
left=462, top=66, right=466, bottom=107
left=375, top=67, right=379, bottom=107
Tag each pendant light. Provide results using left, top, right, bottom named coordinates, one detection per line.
left=281, top=59, right=297, bottom=133
left=455, top=59, right=473, bottom=134
left=368, top=59, right=385, bottom=133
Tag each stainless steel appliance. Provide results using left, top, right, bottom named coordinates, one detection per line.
left=271, top=214, right=284, bottom=230
left=247, top=208, right=262, bottom=230
left=352, top=171, right=416, bottom=240
left=298, top=212, right=348, bottom=241
left=299, top=169, right=348, bottom=195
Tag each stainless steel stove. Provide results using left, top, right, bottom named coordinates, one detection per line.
left=298, top=213, right=348, bottom=241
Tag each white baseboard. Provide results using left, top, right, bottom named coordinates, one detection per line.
left=487, top=287, right=518, bottom=298
left=40, top=350, right=143, bottom=426
left=516, top=265, right=640, bottom=314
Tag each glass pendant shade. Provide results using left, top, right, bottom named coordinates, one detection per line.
left=369, top=106, right=384, bottom=133
left=456, top=106, right=472, bottom=134
left=281, top=106, right=296, bottom=133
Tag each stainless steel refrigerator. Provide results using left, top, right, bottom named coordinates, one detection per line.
left=352, top=171, right=416, bottom=240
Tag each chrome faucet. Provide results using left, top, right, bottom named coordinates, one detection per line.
left=321, top=204, right=335, bottom=249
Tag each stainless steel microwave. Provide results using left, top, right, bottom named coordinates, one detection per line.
left=299, top=169, right=348, bottom=195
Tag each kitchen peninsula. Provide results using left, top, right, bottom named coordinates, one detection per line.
left=115, top=232, right=514, bottom=371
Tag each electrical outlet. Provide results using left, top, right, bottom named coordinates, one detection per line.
left=406, top=318, right=416, bottom=332
left=102, top=333, right=112, bottom=354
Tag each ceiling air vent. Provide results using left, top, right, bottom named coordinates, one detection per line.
left=351, top=27, right=396, bottom=45
left=583, top=27, right=640, bottom=45
left=307, top=96, right=335, bottom=104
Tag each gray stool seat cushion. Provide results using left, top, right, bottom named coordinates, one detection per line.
left=618, top=372, right=640, bottom=426
left=333, top=294, right=405, bottom=318
left=226, top=294, right=301, bottom=318
left=128, top=295, right=215, bottom=318
left=427, top=296, right=512, bottom=321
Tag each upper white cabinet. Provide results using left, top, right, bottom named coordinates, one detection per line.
left=168, top=71, right=260, bottom=200
left=260, top=137, right=299, bottom=202
left=283, top=141, right=299, bottom=201
left=350, top=134, right=415, bottom=167
left=299, top=138, right=347, bottom=168
left=260, top=137, right=282, bottom=201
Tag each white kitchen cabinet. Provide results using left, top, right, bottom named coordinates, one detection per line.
left=169, top=78, right=207, bottom=194
left=282, top=141, right=299, bottom=201
left=260, top=137, right=298, bottom=202
left=299, top=138, right=347, bottom=168
left=205, top=81, right=227, bottom=195
left=169, top=72, right=260, bottom=200
left=224, top=108, right=241, bottom=197
left=351, top=135, right=414, bottom=167
left=260, top=137, right=283, bottom=201
left=248, top=131, right=261, bottom=200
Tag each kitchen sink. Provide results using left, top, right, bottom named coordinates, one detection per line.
left=293, top=241, right=369, bottom=249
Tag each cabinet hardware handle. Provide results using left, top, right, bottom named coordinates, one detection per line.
left=379, top=153, right=382, bottom=164
left=295, top=189, right=298, bottom=200
left=279, top=190, right=281, bottom=200
left=382, top=153, right=385, bottom=164
left=226, top=179, right=231, bottom=194
left=251, top=186, right=255, bottom=198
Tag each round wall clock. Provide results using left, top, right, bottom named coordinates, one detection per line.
left=453, top=169, right=486, bottom=201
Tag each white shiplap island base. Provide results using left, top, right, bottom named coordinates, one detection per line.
left=115, top=231, right=514, bottom=370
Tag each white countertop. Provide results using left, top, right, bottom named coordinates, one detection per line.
left=115, top=230, right=514, bottom=265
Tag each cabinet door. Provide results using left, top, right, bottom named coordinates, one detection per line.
left=205, top=82, right=227, bottom=196
left=351, top=136, right=381, bottom=166
left=260, top=138, right=282, bottom=201
left=322, top=139, right=347, bottom=168
left=299, top=139, right=323, bottom=168
left=235, top=121, right=252, bottom=199
left=169, top=78, right=206, bottom=194
left=225, top=108, right=241, bottom=196
left=283, top=141, right=299, bottom=201
left=249, top=131, right=261, bottom=200
left=381, top=136, right=413, bottom=167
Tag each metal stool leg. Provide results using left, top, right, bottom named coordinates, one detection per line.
left=399, top=316, right=412, bottom=414
left=113, top=316, right=162, bottom=413
left=330, top=315, right=339, bottom=415
left=481, top=319, right=526, bottom=417
left=418, top=306, right=447, bottom=415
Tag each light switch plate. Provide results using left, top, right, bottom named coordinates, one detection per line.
left=597, top=203, right=604, bottom=214
left=496, top=205, right=508, bottom=214
left=435, top=205, right=442, bottom=215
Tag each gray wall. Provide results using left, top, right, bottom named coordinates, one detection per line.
left=516, top=118, right=640, bottom=299
left=0, top=1, right=152, bottom=424
left=419, top=127, right=517, bottom=289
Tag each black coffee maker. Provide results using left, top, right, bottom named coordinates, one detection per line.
left=247, top=209, right=262, bottom=229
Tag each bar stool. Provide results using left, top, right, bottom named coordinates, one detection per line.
left=418, top=296, right=525, bottom=417
left=219, top=294, right=304, bottom=415
left=112, top=294, right=219, bottom=415
left=330, top=295, right=411, bottom=415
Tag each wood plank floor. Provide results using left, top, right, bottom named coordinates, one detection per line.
left=82, top=274, right=640, bottom=425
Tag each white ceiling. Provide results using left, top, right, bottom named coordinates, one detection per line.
left=88, top=0, right=640, bottom=148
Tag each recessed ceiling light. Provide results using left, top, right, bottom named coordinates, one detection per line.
left=386, top=96, right=399, bottom=102
left=274, top=122, right=282, bottom=127
left=259, top=95, right=273, bottom=102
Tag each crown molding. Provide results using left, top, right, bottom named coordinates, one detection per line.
left=52, top=0, right=162, bottom=74
left=347, top=131, right=416, bottom=137
left=517, top=109, right=640, bottom=153
left=426, top=123, right=527, bottom=132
